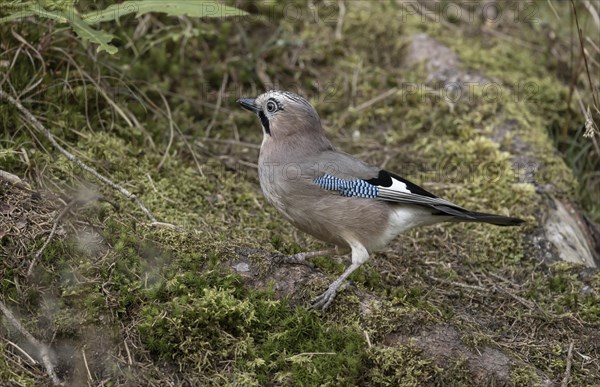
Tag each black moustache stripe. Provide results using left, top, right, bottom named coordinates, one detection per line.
left=258, top=111, right=271, bottom=135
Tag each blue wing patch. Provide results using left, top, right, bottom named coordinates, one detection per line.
left=314, top=174, right=379, bottom=199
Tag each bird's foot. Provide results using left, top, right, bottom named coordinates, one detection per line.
left=311, top=285, right=340, bottom=311
left=276, top=252, right=315, bottom=268
left=276, top=249, right=337, bottom=268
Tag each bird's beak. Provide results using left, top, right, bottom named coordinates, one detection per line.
left=237, top=98, right=261, bottom=113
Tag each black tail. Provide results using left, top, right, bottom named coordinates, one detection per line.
left=462, top=211, right=525, bottom=226
left=433, top=205, right=525, bottom=226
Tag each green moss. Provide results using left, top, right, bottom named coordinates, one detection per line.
left=138, top=264, right=366, bottom=384
left=434, top=20, right=590, bottom=216
left=525, top=263, right=600, bottom=324
left=365, top=344, right=439, bottom=386
left=511, top=366, right=542, bottom=387
left=363, top=300, right=434, bottom=343
left=365, top=343, right=476, bottom=385
left=1, top=1, right=599, bottom=385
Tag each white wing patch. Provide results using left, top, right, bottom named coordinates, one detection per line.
left=388, top=176, right=411, bottom=194
left=376, top=174, right=465, bottom=209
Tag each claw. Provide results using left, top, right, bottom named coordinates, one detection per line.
left=311, top=287, right=337, bottom=311
left=310, top=248, right=366, bottom=312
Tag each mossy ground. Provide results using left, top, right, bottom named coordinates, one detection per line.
left=1, top=1, right=599, bottom=385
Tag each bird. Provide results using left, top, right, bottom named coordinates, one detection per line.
left=238, top=90, right=524, bottom=311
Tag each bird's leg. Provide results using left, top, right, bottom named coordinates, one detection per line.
left=311, top=242, right=369, bottom=311
left=279, top=248, right=337, bottom=267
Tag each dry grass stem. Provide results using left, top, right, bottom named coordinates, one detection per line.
left=335, top=0, right=346, bottom=40
left=571, top=0, right=600, bottom=109
left=0, top=89, right=157, bottom=222
left=204, top=72, right=229, bottom=138
left=156, top=90, right=175, bottom=170
left=82, top=347, right=93, bottom=383
left=0, top=299, right=61, bottom=385
left=0, top=169, right=31, bottom=190
left=352, top=88, right=398, bottom=112
left=561, top=341, right=575, bottom=387
left=27, top=199, right=77, bottom=277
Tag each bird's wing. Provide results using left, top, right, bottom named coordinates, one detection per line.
left=308, top=150, right=466, bottom=210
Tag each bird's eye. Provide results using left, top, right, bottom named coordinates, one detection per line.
left=266, top=100, right=278, bottom=113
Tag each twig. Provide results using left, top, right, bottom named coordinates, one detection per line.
left=561, top=341, right=574, bottom=387
left=494, top=286, right=536, bottom=310
left=27, top=199, right=77, bottom=277
left=3, top=338, right=38, bottom=365
left=123, top=339, right=133, bottom=365
left=426, top=274, right=489, bottom=292
left=562, top=3, right=580, bottom=139
left=201, top=138, right=261, bottom=149
left=255, top=58, right=273, bottom=88
left=0, top=169, right=32, bottom=190
left=53, top=49, right=134, bottom=128
left=364, top=330, right=372, bottom=349
left=335, top=0, right=346, bottom=40
left=0, top=89, right=157, bottom=222
left=82, top=348, right=93, bottom=383
left=546, top=0, right=561, bottom=20
left=571, top=0, right=599, bottom=109
left=156, top=90, right=175, bottom=170
left=148, top=221, right=178, bottom=229
left=204, top=72, right=229, bottom=138
left=286, top=352, right=336, bottom=361
left=582, top=0, right=600, bottom=28
left=352, top=88, right=398, bottom=112
left=9, top=30, right=46, bottom=98
left=0, top=299, right=61, bottom=385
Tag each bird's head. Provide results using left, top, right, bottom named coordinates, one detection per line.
left=237, top=90, right=323, bottom=139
